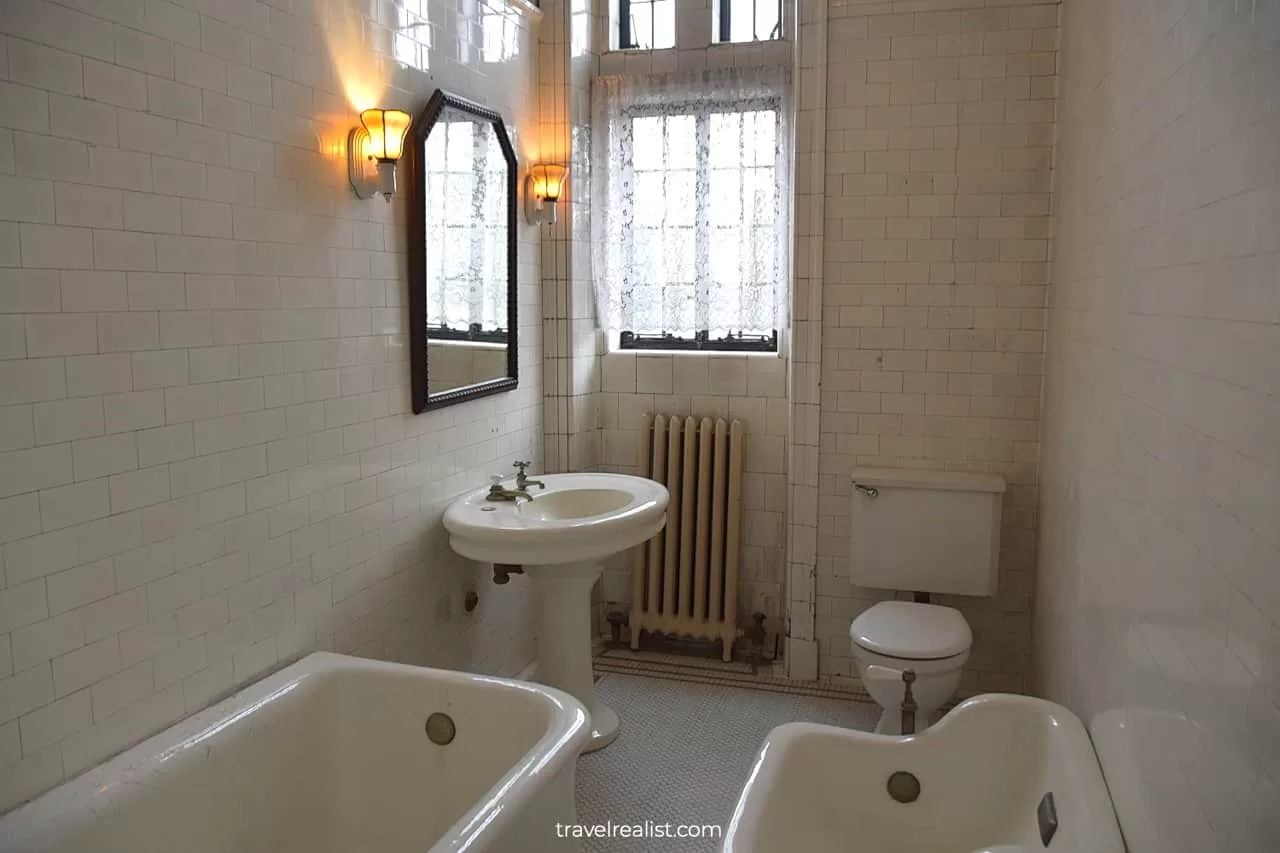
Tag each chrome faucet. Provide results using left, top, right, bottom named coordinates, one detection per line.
left=485, top=476, right=534, bottom=503
left=512, top=460, right=545, bottom=492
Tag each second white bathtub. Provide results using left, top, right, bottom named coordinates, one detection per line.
left=0, top=652, right=590, bottom=853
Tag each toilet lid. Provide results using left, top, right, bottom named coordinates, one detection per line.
left=850, top=602, right=971, bottom=660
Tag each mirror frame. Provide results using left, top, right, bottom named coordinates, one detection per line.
left=407, top=89, right=519, bottom=414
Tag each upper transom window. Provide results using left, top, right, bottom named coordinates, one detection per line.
left=714, top=0, right=783, bottom=44
left=617, top=0, right=676, bottom=50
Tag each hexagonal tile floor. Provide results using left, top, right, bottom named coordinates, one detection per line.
left=574, top=671, right=879, bottom=852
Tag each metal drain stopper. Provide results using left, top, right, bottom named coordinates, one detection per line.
left=886, top=770, right=920, bottom=803
left=425, top=712, right=456, bottom=745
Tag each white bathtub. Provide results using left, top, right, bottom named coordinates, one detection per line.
left=723, top=694, right=1126, bottom=853
left=0, top=653, right=590, bottom=853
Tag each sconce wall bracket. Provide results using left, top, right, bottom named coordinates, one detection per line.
left=524, top=173, right=558, bottom=225
left=524, top=163, right=567, bottom=226
left=348, top=127, right=397, bottom=201
left=347, top=109, right=410, bottom=202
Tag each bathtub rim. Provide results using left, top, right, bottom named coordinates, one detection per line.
left=722, top=692, right=1127, bottom=853
left=1, top=652, right=591, bottom=853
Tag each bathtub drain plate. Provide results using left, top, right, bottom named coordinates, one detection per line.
left=886, top=771, right=920, bottom=804
left=425, top=712, right=456, bottom=745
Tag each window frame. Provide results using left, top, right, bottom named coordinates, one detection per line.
left=617, top=0, right=674, bottom=51
left=619, top=0, right=634, bottom=49
left=616, top=0, right=786, bottom=51
left=716, top=0, right=784, bottom=45
left=617, top=95, right=783, bottom=354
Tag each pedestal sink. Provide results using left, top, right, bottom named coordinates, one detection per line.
left=444, top=472, right=669, bottom=751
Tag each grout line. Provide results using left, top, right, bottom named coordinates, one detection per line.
left=592, top=653, right=875, bottom=702
left=594, top=663, right=877, bottom=703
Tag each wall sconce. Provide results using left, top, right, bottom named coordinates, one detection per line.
left=348, top=108, right=412, bottom=201
left=525, top=163, right=568, bottom=225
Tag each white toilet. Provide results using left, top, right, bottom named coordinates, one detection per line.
left=846, top=467, right=1006, bottom=734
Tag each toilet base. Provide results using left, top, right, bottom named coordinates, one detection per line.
left=853, top=645, right=968, bottom=737
left=873, top=707, right=943, bottom=736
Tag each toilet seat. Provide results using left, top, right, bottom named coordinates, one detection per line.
left=853, top=643, right=968, bottom=679
left=850, top=601, right=971, bottom=660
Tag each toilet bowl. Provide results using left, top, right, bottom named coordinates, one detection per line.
left=849, top=600, right=972, bottom=734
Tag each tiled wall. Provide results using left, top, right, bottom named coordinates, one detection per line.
left=597, top=353, right=790, bottom=624
left=812, top=0, right=1057, bottom=689
left=0, top=0, right=544, bottom=812
left=1037, top=1, right=1279, bottom=849
left=538, top=0, right=603, bottom=478
left=782, top=0, right=828, bottom=678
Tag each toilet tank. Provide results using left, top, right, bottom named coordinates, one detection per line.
left=850, top=467, right=1005, bottom=596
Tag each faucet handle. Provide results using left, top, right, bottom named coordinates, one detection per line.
left=489, top=475, right=505, bottom=489
left=512, top=460, right=530, bottom=474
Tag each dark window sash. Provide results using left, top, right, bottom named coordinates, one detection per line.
left=619, top=330, right=778, bottom=353
left=619, top=0, right=633, bottom=48
left=716, top=0, right=785, bottom=43
left=623, top=94, right=781, bottom=120
left=620, top=0, right=658, bottom=50
left=427, top=323, right=509, bottom=345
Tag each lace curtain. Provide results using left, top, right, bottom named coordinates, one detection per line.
left=590, top=65, right=792, bottom=344
left=423, top=117, right=508, bottom=332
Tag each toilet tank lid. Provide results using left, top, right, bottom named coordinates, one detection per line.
left=850, top=602, right=972, bottom=659
left=851, top=467, right=1006, bottom=493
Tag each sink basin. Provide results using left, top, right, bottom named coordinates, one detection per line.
left=444, top=471, right=669, bottom=752
left=444, top=472, right=668, bottom=565
left=519, top=488, right=633, bottom=521
left=722, top=694, right=1125, bottom=853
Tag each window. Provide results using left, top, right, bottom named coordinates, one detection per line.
left=481, top=6, right=518, bottom=63
left=423, top=120, right=509, bottom=339
left=616, top=0, right=675, bottom=50
left=622, top=107, right=780, bottom=350
left=571, top=0, right=591, bottom=58
left=714, top=0, right=783, bottom=44
left=592, top=68, right=791, bottom=352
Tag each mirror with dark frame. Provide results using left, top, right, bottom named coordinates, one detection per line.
left=409, top=89, right=518, bottom=413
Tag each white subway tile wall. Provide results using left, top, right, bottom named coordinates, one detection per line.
left=813, top=0, right=1057, bottom=690
left=1038, top=1, right=1280, bottom=851
left=0, top=0, right=544, bottom=812
left=537, top=0, right=603, bottom=478
left=597, top=353, right=791, bottom=623
left=781, top=0, right=829, bottom=677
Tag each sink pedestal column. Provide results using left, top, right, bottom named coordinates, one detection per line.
left=531, top=561, right=618, bottom=752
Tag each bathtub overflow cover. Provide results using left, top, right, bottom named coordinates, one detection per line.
left=425, top=712, right=456, bottom=745
left=886, top=771, right=920, bottom=804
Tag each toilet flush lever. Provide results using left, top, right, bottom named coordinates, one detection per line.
left=854, top=483, right=879, bottom=499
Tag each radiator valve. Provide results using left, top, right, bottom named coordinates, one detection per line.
left=605, top=611, right=628, bottom=644
left=743, top=612, right=768, bottom=648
